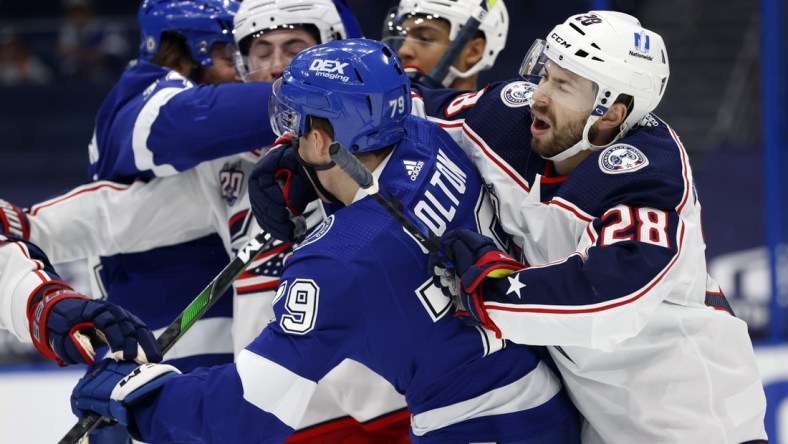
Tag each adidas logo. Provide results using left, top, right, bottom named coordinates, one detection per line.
left=403, top=160, right=424, bottom=181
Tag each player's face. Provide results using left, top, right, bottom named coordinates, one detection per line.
left=200, top=43, right=242, bottom=85
left=390, top=16, right=451, bottom=73
left=245, top=28, right=319, bottom=83
left=530, top=60, right=597, bottom=159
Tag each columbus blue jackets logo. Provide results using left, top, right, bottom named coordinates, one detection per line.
left=599, top=144, right=649, bottom=174
left=500, top=81, right=535, bottom=108
left=219, top=161, right=244, bottom=206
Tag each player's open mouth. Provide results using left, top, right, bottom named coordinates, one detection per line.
left=531, top=112, right=551, bottom=137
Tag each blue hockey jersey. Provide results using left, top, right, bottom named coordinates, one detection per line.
left=127, top=116, right=576, bottom=443
left=87, top=60, right=276, bottom=370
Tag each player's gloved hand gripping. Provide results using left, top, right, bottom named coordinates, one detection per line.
left=249, top=140, right=317, bottom=243
left=27, top=282, right=162, bottom=366
left=71, top=359, right=180, bottom=435
left=436, top=229, right=526, bottom=337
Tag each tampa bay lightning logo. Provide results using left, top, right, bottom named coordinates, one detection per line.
left=219, top=161, right=244, bottom=206
left=500, top=81, right=535, bottom=108
left=599, top=144, right=649, bottom=174
left=297, top=215, right=334, bottom=250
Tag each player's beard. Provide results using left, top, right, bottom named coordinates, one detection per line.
left=530, top=103, right=588, bottom=160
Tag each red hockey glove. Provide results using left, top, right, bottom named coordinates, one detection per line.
left=439, top=230, right=526, bottom=337
left=27, top=283, right=162, bottom=366
left=0, top=199, right=30, bottom=240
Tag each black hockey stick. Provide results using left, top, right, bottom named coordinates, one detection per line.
left=428, top=0, right=498, bottom=85
left=328, top=142, right=440, bottom=254
left=58, top=230, right=276, bottom=444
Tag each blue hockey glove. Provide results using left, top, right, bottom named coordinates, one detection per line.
left=0, top=199, right=30, bottom=239
left=249, top=141, right=316, bottom=242
left=439, top=230, right=526, bottom=337
left=71, top=359, right=180, bottom=429
left=27, top=284, right=162, bottom=366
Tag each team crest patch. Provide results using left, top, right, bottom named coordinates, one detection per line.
left=599, top=144, right=649, bottom=174
left=219, top=161, right=245, bottom=206
left=297, top=215, right=334, bottom=250
left=500, top=81, right=535, bottom=108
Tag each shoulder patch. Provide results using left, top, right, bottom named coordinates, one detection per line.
left=297, top=214, right=334, bottom=249
left=500, top=81, right=535, bottom=108
left=598, top=144, right=649, bottom=174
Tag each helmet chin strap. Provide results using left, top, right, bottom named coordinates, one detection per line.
left=542, top=115, right=628, bottom=163
left=292, top=138, right=342, bottom=204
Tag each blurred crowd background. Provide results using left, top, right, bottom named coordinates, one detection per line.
left=0, top=0, right=785, bottom=350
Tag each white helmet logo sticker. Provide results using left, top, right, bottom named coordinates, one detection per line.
left=599, top=144, right=649, bottom=174
left=500, top=81, right=535, bottom=108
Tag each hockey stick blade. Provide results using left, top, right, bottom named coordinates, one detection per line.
left=428, top=0, right=497, bottom=85
left=58, top=230, right=276, bottom=444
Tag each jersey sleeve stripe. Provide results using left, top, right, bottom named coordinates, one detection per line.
left=548, top=197, right=594, bottom=223
left=488, top=221, right=686, bottom=315
left=132, top=86, right=183, bottom=176
left=236, top=349, right=317, bottom=429
left=29, top=181, right=133, bottom=216
left=410, top=360, right=561, bottom=436
left=462, top=125, right=531, bottom=192
left=668, top=124, right=692, bottom=214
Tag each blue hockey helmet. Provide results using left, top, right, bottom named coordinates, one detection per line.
left=269, top=38, right=411, bottom=153
left=138, top=0, right=239, bottom=67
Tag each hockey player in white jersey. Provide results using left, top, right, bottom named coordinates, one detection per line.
left=67, top=38, right=580, bottom=444
left=427, top=10, right=768, bottom=443
left=380, top=0, right=508, bottom=90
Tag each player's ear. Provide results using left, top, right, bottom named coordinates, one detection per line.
left=313, top=129, right=333, bottom=159
left=598, top=101, right=628, bottom=131
left=456, top=37, right=485, bottom=71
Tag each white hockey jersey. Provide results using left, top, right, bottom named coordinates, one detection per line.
left=423, top=80, right=768, bottom=443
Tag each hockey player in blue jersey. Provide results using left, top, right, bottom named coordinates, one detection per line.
left=68, top=39, right=580, bottom=444
left=422, top=11, right=768, bottom=443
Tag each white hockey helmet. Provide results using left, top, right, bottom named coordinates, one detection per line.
left=382, top=0, right=508, bottom=86
left=520, top=11, right=670, bottom=161
left=234, top=0, right=348, bottom=52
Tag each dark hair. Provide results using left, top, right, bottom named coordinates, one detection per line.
left=149, top=31, right=192, bottom=70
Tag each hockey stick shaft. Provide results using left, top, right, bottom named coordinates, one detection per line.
left=58, top=230, right=276, bottom=444
left=428, top=0, right=497, bottom=84
left=328, top=142, right=440, bottom=254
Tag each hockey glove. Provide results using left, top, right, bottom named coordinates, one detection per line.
left=71, top=359, right=180, bottom=430
left=0, top=199, right=30, bottom=239
left=27, top=283, right=162, bottom=366
left=249, top=141, right=316, bottom=242
left=440, top=229, right=526, bottom=337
